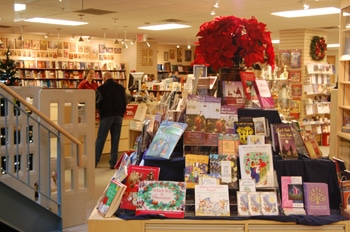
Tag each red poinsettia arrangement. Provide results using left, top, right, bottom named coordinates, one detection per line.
left=192, top=16, right=275, bottom=71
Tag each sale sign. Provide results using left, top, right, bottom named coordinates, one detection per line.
left=124, top=104, right=138, bottom=119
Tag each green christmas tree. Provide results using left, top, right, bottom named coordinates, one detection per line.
left=0, top=47, right=17, bottom=85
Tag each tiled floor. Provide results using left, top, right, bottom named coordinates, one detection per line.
left=63, top=155, right=116, bottom=232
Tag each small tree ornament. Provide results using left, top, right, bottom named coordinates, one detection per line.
left=0, top=47, right=17, bottom=85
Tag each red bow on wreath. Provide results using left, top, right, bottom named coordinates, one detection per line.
left=310, top=36, right=327, bottom=61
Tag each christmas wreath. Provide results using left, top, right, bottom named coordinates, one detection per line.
left=310, top=36, right=327, bottom=61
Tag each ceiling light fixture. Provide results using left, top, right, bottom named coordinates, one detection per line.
left=146, top=41, right=151, bottom=47
left=327, top=43, right=339, bottom=48
left=14, top=3, right=26, bottom=12
left=71, top=35, right=75, bottom=40
left=0, top=39, right=3, bottom=45
left=271, top=7, right=340, bottom=18
left=113, top=18, right=119, bottom=44
left=102, top=28, right=107, bottom=49
left=213, top=1, right=219, bottom=8
left=303, top=3, right=309, bottom=10
left=138, top=23, right=191, bottom=31
left=57, top=28, right=61, bottom=40
left=187, top=45, right=191, bottom=49
left=122, top=26, right=128, bottom=48
left=25, top=17, right=88, bottom=26
left=18, top=25, right=24, bottom=41
left=44, top=34, right=48, bottom=39
left=210, top=10, right=216, bottom=16
left=78, top=36, right=84, bottom=42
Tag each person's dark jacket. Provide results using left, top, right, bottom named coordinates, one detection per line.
left=96, top=79, right=127, bottom=119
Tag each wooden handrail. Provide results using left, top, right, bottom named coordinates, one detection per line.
left=0, top=83, right=82, bottom=150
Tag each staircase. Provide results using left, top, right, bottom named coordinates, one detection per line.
left=0, top=84, right=95, bottom=230
left=0, top=181, right=61, bottom=232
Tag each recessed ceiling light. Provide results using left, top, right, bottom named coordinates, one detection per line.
left=25, top=17, right=88, bottom=26
left=138, top=23, right=191, bottom=31
left=14, top=3, right=26, bottom=12
left=327, top=43, right=339, bottom=48
left=271, top=7, right=340, bottom=18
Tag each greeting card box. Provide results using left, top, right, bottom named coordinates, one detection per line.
left=238, top=144, right=274, bottom=188
left=136, top=181, right=186, bottom=218
left=97, top=179, right=126, bottom=217
left=253, top=79, right=275, bottom=109
left=260, top=192, right=279, bottom=215
left=184, top=154, right=209, bottom=189
left=247, top=191, right=262, bottom=215
left=237, top=191, right=250, bottom=216
left=281, top=176, right=304, bottom=209
left=195, top=184, right=230, bottom=216
left=146, top=121, right=187, bottom=159
left=120, top=165, right=160, bottom=211
left=303, top=182, right=330, bottom=216
left=222, top=80, right=245, bottom=108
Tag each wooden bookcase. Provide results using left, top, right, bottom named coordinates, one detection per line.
left=336, top=0, right=350, bottom=168
left=17, top=67, right=126, bottom=88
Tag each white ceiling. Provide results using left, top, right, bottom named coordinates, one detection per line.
left=0, top=0, right=341, bottom=46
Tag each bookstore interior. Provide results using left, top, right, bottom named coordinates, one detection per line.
left=2, top=1, right=350, bottom=232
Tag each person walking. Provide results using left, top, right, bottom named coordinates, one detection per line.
left=95, top=71, right=127, bottom=168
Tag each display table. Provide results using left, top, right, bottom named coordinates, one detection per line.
left=88, top=208, right=349, bottom=232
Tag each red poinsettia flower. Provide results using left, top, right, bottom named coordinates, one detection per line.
left=193, top=16, right=275, bottom=71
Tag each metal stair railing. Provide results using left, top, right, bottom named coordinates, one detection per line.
left=0, top=83, right=82, bottom=230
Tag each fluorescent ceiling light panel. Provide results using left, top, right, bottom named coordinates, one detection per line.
left=327, top=43, right=339, bottom=48
left=14, top=3, right=26, bottom=12
left=272, top=40, right=280, bottom=44
left=138, top=23, right=191, bottom=31
left=271, top=7, right=340, bottom=18
left=25, top=17, right=88, bottom=26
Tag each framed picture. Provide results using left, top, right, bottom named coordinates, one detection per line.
left=7, top=38, right=15, bottom=49
left=164, top=62, right=171, bottom=72
left=177, top=48, right=183, bottom=62
left=185, top=49, right=192, bottom=62
left=40, top=40, right=48, bottom=50
left=279, top=50, right=291, bottom=67
left=290, top=83, right=302, bottom=98
left=114, top=47, right=121, bottom=54
left=169, top=49, right=175, bottom=59
left=288, top=70, right=301, bottom=83
left=164, top=51, right=169, bottom=61
left=0, top=37, right=6, bottom=49
left=15, top=39, right=23, bottom=49
left=23, top=39, right=31, bottom=49
left=290, top=49, right=302, bottom=68
left=193, top=64, right=207, bottom=77
left=98, top=44, right=105, bottom=53
left=289, top=99, right=300, bottom=113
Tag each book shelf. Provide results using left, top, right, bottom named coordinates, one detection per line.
left=336, top=0, right=350, bottom=169
left=17, top=67, right=126, bottom=88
